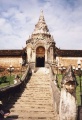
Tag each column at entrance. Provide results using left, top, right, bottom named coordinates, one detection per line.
left=32, top=49, right=36, bottom=62
left=45, top=49, right=47, bottom=63
left=50, top=47, right=54, bottom=63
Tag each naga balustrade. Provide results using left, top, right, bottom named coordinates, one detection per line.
left=0, top=65, right=31, bottom=104
left=48, top=63, right=60, bottom=114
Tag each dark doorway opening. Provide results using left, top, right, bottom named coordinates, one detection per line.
left=36, top=57, right=45, bottom=67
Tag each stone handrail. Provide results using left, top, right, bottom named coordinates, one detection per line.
left=0, top=64, right=31, bottom=104
left=49, top=64, right=60, bottom=114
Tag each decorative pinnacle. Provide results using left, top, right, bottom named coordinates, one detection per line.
left=32, top=10, right=49, bottom=34
left=40, top=10, right=43, bottom=16
left=38, top=10, right=45, bottom=22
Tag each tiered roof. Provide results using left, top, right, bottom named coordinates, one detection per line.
left=0, top=50, right=23, bottom=57
left=56, top=48, right=82, bottom=57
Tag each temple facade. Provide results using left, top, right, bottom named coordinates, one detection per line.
left=26, top=11, right=56, bottom=68
left=0, top=11, right=82, bottom=71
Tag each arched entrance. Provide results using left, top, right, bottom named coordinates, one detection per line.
left=36, top=46, right=45, bottom=67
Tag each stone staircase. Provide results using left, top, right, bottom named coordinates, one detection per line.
left=6, top=68, right=58, bottom=120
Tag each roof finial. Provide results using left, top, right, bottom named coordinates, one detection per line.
left=39, top=10, right=45, bottom=22
left=40, top=10, right=43, bottom=16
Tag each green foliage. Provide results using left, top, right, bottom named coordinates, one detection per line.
left=76, top=76, right=81, bottom=105
left=57, top=74, right=62, bottom=90
left=0, top=75, right=15, bottom=88
left=0, top=73, right=22, bottom=88
left=0, top=76, right=8, bottom=83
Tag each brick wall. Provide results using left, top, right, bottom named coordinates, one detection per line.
left=0, top=56, right=22, bottom=68
left=58, top=57, right=82, bottom=67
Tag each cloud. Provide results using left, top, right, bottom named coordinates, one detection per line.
left=0, top=0, right=82, bottom=50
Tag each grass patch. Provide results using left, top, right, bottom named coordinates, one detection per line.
left=0, top=73, right=22, bottom=89
left=76, top=76, right=81, bottom=106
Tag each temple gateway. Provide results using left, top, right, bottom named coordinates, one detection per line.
left=0, top=11, right=82, bottom=70
left=26, top=11, right=56, bottom=68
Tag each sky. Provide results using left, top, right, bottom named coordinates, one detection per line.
left=0, top=0, right=82, bottom=50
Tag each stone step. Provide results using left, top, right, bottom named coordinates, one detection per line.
left=16, top=97, right=52, bottom=100
left=14, top=98, right=52, bottom=102
left=16, top=99, right=52, bottom=102
left=17, top=118, right=56, bottom=120
left=9, top=111, right=56, bottom=118
left=20, top=93, right=51, bottom=95
left=21, top=91, right=52, bottom=94
left=17, top=96, right=52, bottom=99
left=10, top=108, right=54, bottom=112
left=12, top=104, right=53, bottom=108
